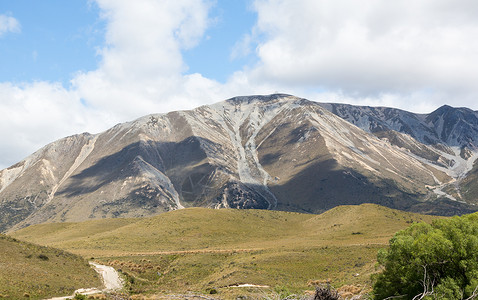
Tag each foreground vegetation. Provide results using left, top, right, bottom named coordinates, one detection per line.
left=0, top=234, right=100, bottom=299
left=374, top=213, right=478, bottom=299
left=10, top=204, right=440, bottom=299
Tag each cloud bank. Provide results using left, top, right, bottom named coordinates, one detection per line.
left=2, top=0, right=478, bottom=168
left=245, top=0, right=478, bottom=108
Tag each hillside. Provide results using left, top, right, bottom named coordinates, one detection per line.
left=0, top=234, right=101, bottom=299
left=11, top=205, right=441, bottom=297
left=1, top=94, right=474, bottom=232
left=320, top=102, right=478, bottom=203
left=11, top=204, right=439, bottom=256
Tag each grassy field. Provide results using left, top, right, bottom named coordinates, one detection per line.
left=11, top=204, right=440, bottom=299
left=0, top=234, right=101, bottom=299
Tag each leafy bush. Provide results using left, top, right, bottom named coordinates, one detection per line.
left=73, top=293, right=87, bottom=300
left=373, top=213, right=478, bottom=299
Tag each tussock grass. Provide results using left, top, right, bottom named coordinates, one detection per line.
left=0, top=234, right=101, bottom=299
left=10, top=204, right=440, bottom=298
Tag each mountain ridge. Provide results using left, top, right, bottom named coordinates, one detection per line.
left=319, top=101, right=478, bottom=202
left=1, top=94, right=478, bottom=232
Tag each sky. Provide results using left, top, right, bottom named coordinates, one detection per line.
left=1, top=0, right=478, bottom=169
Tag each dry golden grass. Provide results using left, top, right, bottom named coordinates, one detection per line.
left=12, top=204, right=437, bottom=255
left=10, top=204, right=441, bottom=298
left=0, top=234, right=101, bottom=299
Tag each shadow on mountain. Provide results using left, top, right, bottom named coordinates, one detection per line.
left=0, top=198, right=37, bottom=232
left=270, top=158, right=478, bottom=216
left=56, top=135, right=478, bottom=217
left=411, top=199, right=478, bottom=216
left=214, top=182, right=269, bottom=209
left=270, top=159, right=414, bottom=213
left=57, top=136, right=217, bottom=198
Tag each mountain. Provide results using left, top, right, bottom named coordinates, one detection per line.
left=320, top=103, right=478, bottom=203
left=1, top=94, right=476, bottom=232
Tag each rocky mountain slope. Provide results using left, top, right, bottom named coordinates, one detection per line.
left=1, top=94, right=476, bottom=231
left=320, top=103, right=478, bottom=203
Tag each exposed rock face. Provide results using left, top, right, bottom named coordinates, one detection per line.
left=1, top=95, right=477, bottom=231
left=320, top=102, right=478, bottom=204
left=320, top=103, right=478, bottom=164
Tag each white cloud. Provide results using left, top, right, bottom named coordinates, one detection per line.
left=72, top=0, right=217, bottom=120
left=243, top=0, right=478, bottom=110
left=231, top=33, right=253, bottom=60
left=2, top=0, right=478, bottom=168
left=0, top=82, right=108, bottom=168
left=0, top=0, right=220, bottom=168
left=0, top=14, right=21, bottom=36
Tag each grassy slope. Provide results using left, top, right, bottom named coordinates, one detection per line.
left=11, top=204, right=440, bottom=298
left=0, top=234, right=101, bottom=299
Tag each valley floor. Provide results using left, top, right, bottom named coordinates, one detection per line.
left=9, top=204, right=441, bottom=299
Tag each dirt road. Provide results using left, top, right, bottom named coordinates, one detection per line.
left=89, top=261, right=123, bottom=290
left=46, top=262, right=123, bottom=299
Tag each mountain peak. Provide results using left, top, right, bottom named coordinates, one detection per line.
left=429, top=104, right=476, bottom=117
left=438, top=104, right=454, bottom=110
left=224, top=94, right=298, bottom=105
left=429, top=104, right=455, bottom=116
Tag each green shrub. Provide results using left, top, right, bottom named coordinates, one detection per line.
left=273, top=285, right=293, bottom=298
left=74, top=293, right=87, bottom=300
left=373, top=213, right=478, bottom=299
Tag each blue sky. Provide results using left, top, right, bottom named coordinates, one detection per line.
left=0, top=0, right=257, bottom=85
left=183, top=1, right=257, bottom=82
left=0, top=1, right=103, bottom=85
left=1, top=0, right=478, bottom=168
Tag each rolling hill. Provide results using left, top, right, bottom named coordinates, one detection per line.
left=0, top=233, right=101, bottom=299
left=11, top=205, right=441, bottom=297
left=10, top=204, right=439, bottom=256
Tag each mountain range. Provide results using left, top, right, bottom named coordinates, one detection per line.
left=1, top=94, right=477, bottom=232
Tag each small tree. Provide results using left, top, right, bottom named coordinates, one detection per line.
left=373, top=213, right=478, bottom=299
